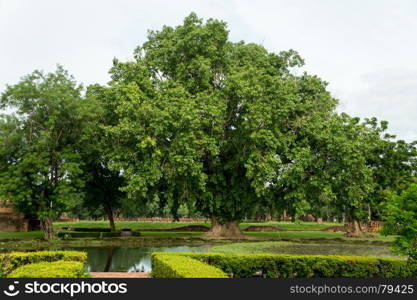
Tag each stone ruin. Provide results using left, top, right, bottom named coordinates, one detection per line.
left=0, top=200, right=39, bottom=232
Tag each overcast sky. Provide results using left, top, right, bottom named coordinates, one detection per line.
left=1, top=0, right=416, bottom=141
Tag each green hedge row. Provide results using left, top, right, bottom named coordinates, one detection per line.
left=152, top=252, right=417, bottom=278
left=0, top=251, right=87, bottom=277
left=8, top=261, right=86, bottom=278
left=152, top=253, right=228, bottom=278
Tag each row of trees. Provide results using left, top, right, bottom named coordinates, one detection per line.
left=0, top=14, right=416, bottom=240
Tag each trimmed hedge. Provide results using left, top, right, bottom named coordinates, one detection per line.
left=152, top=252, right=417, bottom=278
left=152, top=253, right=228, bottom=278
left=8, top=261, right=85, bottom=278
left=0, top=251, right=87, bottom=277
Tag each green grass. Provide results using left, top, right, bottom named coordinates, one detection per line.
left=240, top=221, right=343, bottom=231
left=245, top=231, right=345, bottom=239
left=210, top=241, right=294, bottom=254
left=53, top=220, right=342, bottom=231
left=0, top=231, right=43, bottom=239
left=209, top=241, right=399, bottom=258
left=53, top=221, right=211, bottom=230
left=245, top=231, right=393, bottom=241
left=129, top=231, right=203, bottom=238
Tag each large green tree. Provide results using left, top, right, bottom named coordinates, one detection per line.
left=76, top=85, right=127, bottom=231
left=0, top=66, right=85, bottom=239
left=99, top=13, right=337, bottom=237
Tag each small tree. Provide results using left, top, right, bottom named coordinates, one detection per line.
left=0, top=66, right=85, bottom=239
left=382, top=183, right=417, bottom=260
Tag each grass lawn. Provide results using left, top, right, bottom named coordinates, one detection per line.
left=244, top=231, right=345, bottom=239
left=53, top=220, right=211, bottom=230
left=0, top=231, right=43, bottom=239
left=240, top=221, right=342, bottom=231
left=209, top=241, right=399, bottom=258
left=210, top=241, right=294, bottom=254
left=139, top=231, right=203, bottom=238
left=53, top=220, right=342, bottom=231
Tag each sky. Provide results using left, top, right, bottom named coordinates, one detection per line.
left=1, top=0, right=416, bottom=141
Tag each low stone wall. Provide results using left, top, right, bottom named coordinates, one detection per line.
left=0, top=213, right=29, bottom=232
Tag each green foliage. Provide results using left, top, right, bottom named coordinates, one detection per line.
left=151, top=252, right=228, bottom=278
left=0, top=251, right=86, bottom=277
left=153, top=252, right=417, bottom=278
left=365, top=120, right=417, bottom=219
left=0, top=66, right=86, bottom=239
left=8, top=261, right=85, bottom=278
left=382, top=183, right=417, bottom=260
left=99, top=13, right=337, bottom=225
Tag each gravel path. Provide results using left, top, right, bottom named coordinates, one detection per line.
left=91, top=272, right=152, bottom=278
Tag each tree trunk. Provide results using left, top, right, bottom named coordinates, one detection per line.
left=203, top=216, right=245, bottom=239
left=345, top=218, right=366, bottom=238
left=105, top=203, right=116, bottom=231
left=40, top=217, right=54, bottom=240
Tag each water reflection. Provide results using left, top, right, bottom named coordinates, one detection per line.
left=74, top=245, right=211, bottom=273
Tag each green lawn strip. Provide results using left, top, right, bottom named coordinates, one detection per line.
left=210, top=241, right=294, bottom=254
left=208, top=241, right=399, bottom=258
left=245, top=231, right=345, bottom=239
left=240, top=221, right=343, bottom=231
left=0, top=231, right=43, bottom=239
left=53, top=221, right=211, bottom=230
left=53, top=220, right=343, bottom=231
left=244, top=231, right=393, bottom=241
left=139, top=231, right=203, bottom=238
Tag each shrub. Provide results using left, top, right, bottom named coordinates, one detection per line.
left=152, top=252, right=417, bottom=278
left=382, top=183, right=417, bottom=260
left=8, top=261, right=85, bottom=278
left=0, top=251, right=87, bottom=277
left=152, top=253, right=228, bottom=278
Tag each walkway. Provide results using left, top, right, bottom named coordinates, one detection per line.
left=91, top=272, right=152, bottom=278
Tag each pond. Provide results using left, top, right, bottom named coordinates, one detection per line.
left=71, top=245, right=212, bottom=273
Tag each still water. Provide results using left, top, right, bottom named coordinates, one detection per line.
left=73, top=245, right=211, bottom=273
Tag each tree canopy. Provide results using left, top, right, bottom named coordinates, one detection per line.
left=0, top=13, right=416, bottom=240
left=0, top=66, right=85, bottom=239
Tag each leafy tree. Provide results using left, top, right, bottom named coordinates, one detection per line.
left=100, top=13, right=337, bottom=237
left=382, top=183, right=417, bottom=260
left=77, top=86, right=126, bottom=231
left=270, top=113, right=376, bottom=234
left=365, top=120, right=417, bottom=219
left=0, top=66, right=85, bottom=239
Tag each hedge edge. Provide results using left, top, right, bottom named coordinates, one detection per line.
left=151, top=252, right=228, bottom=278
